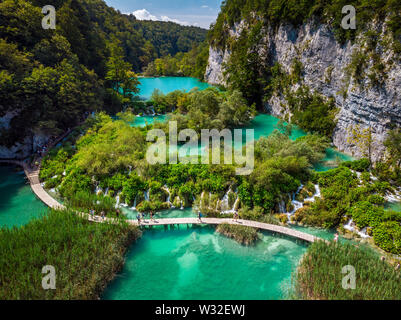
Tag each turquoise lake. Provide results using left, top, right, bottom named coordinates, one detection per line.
left=0, top=76, right=391, bottom=300
left=0, top=166, right=46, bottom=228
left=137, top=77, right=210, bottom=100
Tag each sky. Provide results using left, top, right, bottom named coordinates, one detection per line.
left=104, top=0, right=223, bottom=29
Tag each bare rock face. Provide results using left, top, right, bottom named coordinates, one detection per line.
left=204, top=46, right=230, bottom=86
left=205, top=19, right=401, bottom=162
left=0, top=110, right=51, bottom=159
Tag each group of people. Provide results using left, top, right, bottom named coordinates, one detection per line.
left=89, top=209, right=106, bottom=221
left=136, top=211, right=155, bottom=225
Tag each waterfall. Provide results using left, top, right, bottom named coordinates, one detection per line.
left=144, top=189, right=150, bottom=201
left=115, top=192, right=120, bottom=209
left=221, top=188, right=240, bottom=215
left=233, top=196, right=240, bottom=211
left=304, top=184, right=321, bottom=202
left=290, top=184, right=304, bottom=215
left=162, top=185, right=173, bottom=207
left=344, top=218, right=370, bottom=238
left=129, top=194, right=137, bottom=210
left=104, top=187, right=109, bottom=196
left=278, top=200, right=286, bottom=213
left=95, top=184, right=102, bottom=195
left=220, top=189, right=230, bottom=211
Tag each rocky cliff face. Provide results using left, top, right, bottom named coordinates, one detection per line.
left=0, top=110, right=50, bottom=159
left=205, top=19, right=401, bottom=162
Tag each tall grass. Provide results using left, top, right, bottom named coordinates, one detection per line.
left=292, top=241, right=401, bottom=300
left=0, top=209, right=141, bottom=300
left=216, top=223, right=260, bottom=245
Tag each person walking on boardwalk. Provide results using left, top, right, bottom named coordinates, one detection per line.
left=198, top=211, right=202, bottom=222
left=150, top=211, right=154, bottom=221
left=334, top=233, right=339, bottom=242
left=137, top=213, right=141, bottom=225
left=101, top=211, right=105, bottom=221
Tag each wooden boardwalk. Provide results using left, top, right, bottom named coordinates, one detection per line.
left=1, top=126, right=324, bottom=244
left=0, top=160, right=65, bottom=210
left=127, top=218, right=320, bottom=243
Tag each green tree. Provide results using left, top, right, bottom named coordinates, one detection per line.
left=384, top=129, right=401, bottom=167
left=105, top=40, right=140, bottom=107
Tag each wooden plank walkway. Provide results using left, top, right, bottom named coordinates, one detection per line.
left=1, top=126, right=324, bottom=244
left=127, top=218, right=320, bottom=243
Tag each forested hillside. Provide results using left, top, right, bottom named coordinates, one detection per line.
left=0, top=0, right=206, bottom=158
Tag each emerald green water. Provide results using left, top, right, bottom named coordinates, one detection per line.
left=137, top=77, right=210, bottom=100
left=102, top=223, right=307, bottom=300
left=131, top=114, right=167, bottom=127
left=385, top=201, right=401, bottom=212
left=0, top=166, right=47, bottom=228
left=1, top=77, right=357, bottom=299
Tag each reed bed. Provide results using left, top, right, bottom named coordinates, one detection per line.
left=0, top=209, right=141, bottom=300
left=292, top=241, right=401, bottom=300
left=216, top=223, right=260, bottom=245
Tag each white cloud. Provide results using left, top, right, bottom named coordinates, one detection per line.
left=160, top=15, right=190, bottom=26
left=132, top=9, right=158, bottom=21
left=131, top=9, right=191, bottom=26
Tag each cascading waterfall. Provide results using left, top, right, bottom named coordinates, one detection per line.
left=220, top=188, right=240, bottom=215
left=290, top=185, right=304, bottom=215
left=344, top=218, right=370, bottom=238
left=115, top=192, right=120, bottom=209
left=144, top=189, right=150, bottom=201
left=95, top=184, right=102, bottom=195
left=130, top=195, right=137, bottom=210
left=286, top=184, right=322, bottom=221
left=220, top=189, right=230, bottom=211
left=162, top=185, right=173, bottom=207
left=278, top=200, right=286, bottom=214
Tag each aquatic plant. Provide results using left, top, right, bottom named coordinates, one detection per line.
left=292, top=241, right=401, bottom=300
left=0, top=209, right=141, bottom=300
left=216, top=223, right=260, bottom=245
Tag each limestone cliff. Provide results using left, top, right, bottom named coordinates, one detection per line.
left=205, top=19, right=401, bottom=162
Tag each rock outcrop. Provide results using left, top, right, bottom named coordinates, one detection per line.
left=205, top=19, right=401, bottom=161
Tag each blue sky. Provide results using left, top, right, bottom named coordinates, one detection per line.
left=104, top=0, right=223, bottom=29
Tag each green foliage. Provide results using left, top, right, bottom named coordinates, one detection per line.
left=341, top=158, right=371, bottom=172
left=294, top=163, right=401, bottom=253
left=0, top=0, right=207, bottom=147
left=0, top=209, right=141, bottom=300
left=216, top=223, right=260, bottom=245
left=293, top=241, right=401, bottom=300
left=210, top=0, right=401, bottom=48
left=143, top=41, right=209, bottom=80
left=286, top=86, right=337, bottom=137
left=150, top=87, right=255, bottom=131
left=384, top=129, right=401, bottom=167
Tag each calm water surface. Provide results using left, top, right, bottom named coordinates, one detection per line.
left=0, top=166, right=47, bottom=228
left=1, top=77, right=362, bottom=299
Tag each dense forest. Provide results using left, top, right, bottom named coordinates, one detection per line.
left=143, top=41, right=210, bottom=80
left=0, top=0, right=206, bottom=150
